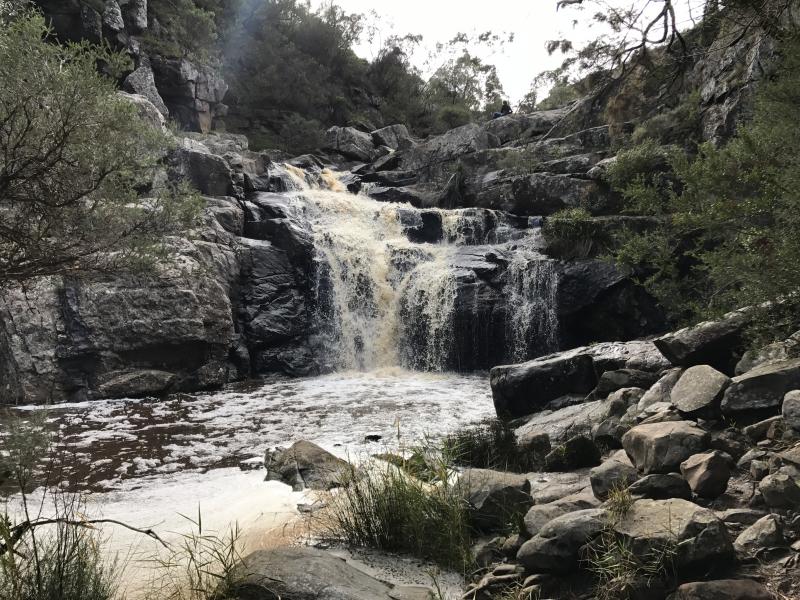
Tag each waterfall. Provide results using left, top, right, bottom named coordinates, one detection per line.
left=279, top=166, right=560, bottom=372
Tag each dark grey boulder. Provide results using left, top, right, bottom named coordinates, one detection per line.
left=627, top=473, right=692, bottom=500
left=653, top=310, right=749, bottom=374
left=490, top=354, right=597, bottom=419
left=228, top=547, right=433, bottom=600
left=264, top=441, right=348, bottom=491
left=324, top=126, right=377, bottom=162
left=759, top=468, right=800, bottom=508
left=667, top=580, right=772, bottom=600
left=516, top=508, right=608, bottom=574
left=614, top=499, right=733, bottom=570
left=721, top=358, right=800, bottom=416
left=592, top=369, right=660, bottom=399
left=680, top=451, right=731, bottom=499
left=544, top=435, right=602, bottom=472
left=670, top=365, right=731, bottom=417
left=733, top=514, right=784, bottom=554
left=590, top=451, right=638, bottom=500
left=459, top=469, right=533, bottom=532
left=622, top=421, right=709, bottom=474
left=371, top=124, right=413, bottom=150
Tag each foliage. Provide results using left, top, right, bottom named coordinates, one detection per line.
left=0, top=10, right=200, bottom=285
left=143, top=512, right=245, bottom=600
left=321, top=459, right=472, bottom=571
left=611, top=36, right=800, bottom=331
left=0, top=511, right=120, bottom=600
left=443, top=419, right=545, bottom=473
left=144, top=0, right=219, bottom=60
left=277, top=114, right=325, bottom=156
left=606, top=140, right=682, bottom=215
left=630, top=92, right=702, bottom=148
left=543, top=207, right=608, bottom=260
left=583, top=486, right=675, bottom=600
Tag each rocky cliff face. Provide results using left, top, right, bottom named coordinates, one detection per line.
left=35, top=0, right=228, bottom=132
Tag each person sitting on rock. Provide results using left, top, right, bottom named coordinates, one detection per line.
left=492, top=101, right=513, bottom=119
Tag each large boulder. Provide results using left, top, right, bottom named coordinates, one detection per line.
left=490, top=354, right=596, bottom=419
left=613, top=499, right=734, bottom=570
left=544, top=435, right=602, bottom=472
left=371, top=124, right=413, bottom=150
left=324, top=126, right=377, bottom=162
left=228, top=547, right=433, bottom=600
left=667, top=580, right=772, bottom=600
left=151, top=56, right=228, bottom=132
left=122, top=62, right=169, bottom=118
left=169, top=139, right=234, bottom=197
left=400, top=122, right=491, bottom=178
left=592, top=369, right=659, bottom=399
left=680, top=451, right=731, bottom=499
left=653, top=310, right=749, bottom=374
left=590, top=450, right=638, bottom=500
left=670, top=365, right=731, bottom=416
left=758, top=468, right=800, bottom=508
left=622, top=421, right=709, bottom=474
left=721, top=358, right=800, bottom=416
left=516, top=508, right=608, bottom=573
left=264, top=441, right=348, bottom=491
left=459, top=469, right=534, bottom=531
left=627, top=473, right=692, bottom=500
left=733, top=514, right=784, bottom=554
left=523, top=489, right=599, bottom=537
left=638, top=368, right=684, bottom=411
left=783, top=389, right=800, bottom=431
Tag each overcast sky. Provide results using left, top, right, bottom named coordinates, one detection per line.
left=311, top=0, right=703, bottom=105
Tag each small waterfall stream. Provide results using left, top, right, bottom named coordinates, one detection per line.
left=277, top=165, right=560, bottom=371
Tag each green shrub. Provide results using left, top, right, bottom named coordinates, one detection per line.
left=321, top=461, right=472, bottom=571
left=436, top=105, right=473, bottom=131
left=443, top=419, right=545, bottom=473
left=543, top=207, right=607, bottom=259
left=630, top=92, right=702, bottom=149
left=611, top=37, right=800, bottom=332
left=278, top=114, right=325, bottom=155
left=0, top=515, right=120, bottom=600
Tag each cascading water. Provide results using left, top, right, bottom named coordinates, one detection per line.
left=277, top=165, right=560, bottom=371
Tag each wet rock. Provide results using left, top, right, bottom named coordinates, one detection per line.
left=459, top=469, right=533, bottom=532
left=368, top=185, right=434, bottom=207
left=783, top=389, right=800, bottom=431
left=169, top=139, right=234, bottom=197
left=670, top=365, right=731, bottom=417
left=721, top=358, right=800, bottom=416
left=734, top=514, right=784, bottom=554
left=622, top=421, right=709, bottom=474
left=759, top=468, right=800, bottom=508
left=653, top=309, right=749, bottom=374
left=523, top=489, right=599, bottom=537
left=264, top=440, right=348, bottom=491
left=593, top=370, right=660, bottom=399
left=680, top=451, right=731, bottom=499
left=544, top=435, right=601, bottom=472
left=325, top=126, right=377, bottom=162
left=371, top=124, right=413, bottom=150
left=590, top=450, right=638, bottom=500
left=516, top=508, right=607, bottom=573
left=667, top=580, right=772, bottom=600
left=491, top=354, right=597, bottom=419
left=614, top=498, right=733, bottom=570
left=592, top=417, right=631, bottom=449
left=97, top=369, right=175, bottom=398
left=627, top=473, right=692, bottom=500
left=228, top=547, right=433, bottom=600
left=123, top=62, right=169, bottom=118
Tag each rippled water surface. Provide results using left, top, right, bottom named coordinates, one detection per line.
left=7, top=370, right=495, bottom=492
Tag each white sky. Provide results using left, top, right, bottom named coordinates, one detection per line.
left=312, top=0, right=704, bottom=105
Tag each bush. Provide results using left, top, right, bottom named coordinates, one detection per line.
left=0, top=9, right=200, bottom=285
left=543, top=207, right=607, bottom=259
left=436, top=105, right=473, bottom=132
left=278, top=114, right=325, bottom=155
left=321, top=461, right=472, bottom=571
left=611, top=37, right=800, bottom=331
left=630, top=92, right=702, bottom=149
left=443, top=419, right=545, bottom=473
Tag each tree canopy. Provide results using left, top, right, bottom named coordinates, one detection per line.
left=0, top=9, right=199, bottom=285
